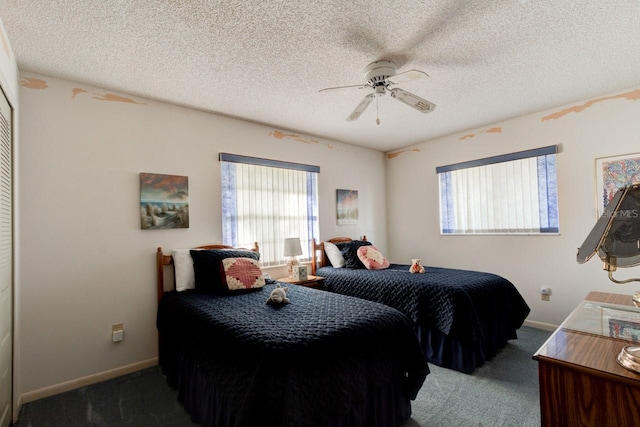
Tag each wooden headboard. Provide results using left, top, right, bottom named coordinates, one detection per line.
left=156, top=242, right=259, bottom=303
left=311, top=236, right=367, bottom=274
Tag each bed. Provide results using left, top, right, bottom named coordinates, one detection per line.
left=156, top=244, right=429, bottom=427
left=311, top=237, right=531, bottom=374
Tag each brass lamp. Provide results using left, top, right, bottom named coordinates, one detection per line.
left=577, top=183, right=640, bottom=300
left=284, top=237, right=303, bottom=278
left=577, top=183, right=640, bottom=373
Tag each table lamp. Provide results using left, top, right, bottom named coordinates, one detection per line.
left=577, top=183, right=640, bottom=373
left=577, top=183, right=640, bottom=295
left=284, top=237, right=303, bottom=278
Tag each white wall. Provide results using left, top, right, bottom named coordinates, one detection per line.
left=386, top=86, right=640, bottom=328
left=18, top=73, right=387, bottom=398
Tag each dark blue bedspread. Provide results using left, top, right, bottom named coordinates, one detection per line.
left=316, top=264, right=530, bottom=348
left=157, top=282, right=428, bottom=426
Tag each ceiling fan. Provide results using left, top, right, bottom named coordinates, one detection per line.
left=319, top=60, right=436, bottom=125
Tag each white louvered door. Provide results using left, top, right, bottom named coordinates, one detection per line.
left=0, top=85, right=13, bottom=427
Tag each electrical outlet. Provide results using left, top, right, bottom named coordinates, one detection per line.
left=112, top=323, right=124, bottom=342
left=540, top=286, right=551, bottom=301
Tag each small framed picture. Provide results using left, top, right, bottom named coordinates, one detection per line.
left=336, top=189, right=358, bottom=225
left=293, top=265, right=308, bottom=281
left=595, top=152, right=640, bottom=217
left=140, top=172, right=189, bottom=229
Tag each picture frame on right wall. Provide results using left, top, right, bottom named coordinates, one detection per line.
left=336, top=189, right=358, bottom=225
left=595, top=152, right=640, bottom=217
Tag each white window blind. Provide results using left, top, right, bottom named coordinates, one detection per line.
left=437, top=146, right=559, bottom=234
left=220, top=153, right=319, bottom=266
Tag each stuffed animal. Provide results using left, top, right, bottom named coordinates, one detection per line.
left=409, top=259, right=425, bottom=274
left=266, top=284, right=290, bottom=305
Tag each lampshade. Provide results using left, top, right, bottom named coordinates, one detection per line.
left=577, top=184, right=640, bottom=269
left=284, top=237, right=303, bottom=257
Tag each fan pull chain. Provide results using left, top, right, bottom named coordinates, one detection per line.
left=376, top=94, right=380, bottom=125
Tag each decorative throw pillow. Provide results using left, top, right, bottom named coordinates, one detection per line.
left=357, top=245, right=390, bottom=270
left=172, top=249, right=196, bottom=291
left=336, top=240, right=372, bottom=269
left=324, top=241, right=346, bottom=268
left=220, top=257, right=266, bottom=291
left=190, top=249, right=260, bottom=293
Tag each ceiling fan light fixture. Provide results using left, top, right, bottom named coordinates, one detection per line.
left=363, top=60, right=397, bottom=84
left=320, top=60, right=436, bottom=123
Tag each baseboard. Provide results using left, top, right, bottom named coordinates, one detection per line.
left=523, top=319, right=557, bottom=331
left=13, top=394, right=22, bottom=423
left=17, top=322, right=554, bottom=407
left=20, top=357, right=158, bottom=404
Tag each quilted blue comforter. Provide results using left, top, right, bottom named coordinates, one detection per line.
left=157, top=282, right=428, bottom=427
left=316, top=264, right=530, bottom=348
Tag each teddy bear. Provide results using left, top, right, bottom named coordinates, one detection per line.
left=266, top=284, right=290, bottom=305
left=409, top=259, right=425, bottom=274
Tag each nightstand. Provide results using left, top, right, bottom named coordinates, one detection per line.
left=277, top=275, right=325, bottom=290
left=534, top=292, right=640, bottom=426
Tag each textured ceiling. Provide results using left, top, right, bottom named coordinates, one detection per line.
left=1, top=1, right=639, bottom=152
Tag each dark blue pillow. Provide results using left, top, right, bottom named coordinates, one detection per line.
left=336, top=240, right=372, bottom=269
left=190, top=249, right=260, bottom=293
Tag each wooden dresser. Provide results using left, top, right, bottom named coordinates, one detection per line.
left=533, top=292, right=640, bottom=426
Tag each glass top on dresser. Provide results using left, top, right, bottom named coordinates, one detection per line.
left=562, top=300, right=640, bottom=343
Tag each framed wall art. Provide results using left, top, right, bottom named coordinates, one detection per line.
left=603, top=306, right=640, bottom=343
left=336, top=189, right=358, bottom=225
left=140, top=172, right=189, bottom=229
left=596, top=152, right=640, bottom=217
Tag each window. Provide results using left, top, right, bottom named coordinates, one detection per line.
left=220, top=153, right=319, bottom=266
left=437, top=145, right=559, bottom=234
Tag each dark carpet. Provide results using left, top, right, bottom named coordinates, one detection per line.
left=400, top=325, right=550, bottom=427
left=15, top=326, right=550, bottom=427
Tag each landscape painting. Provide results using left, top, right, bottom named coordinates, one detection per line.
left=336, top=189, right=358, bottom=225
left=140, top=173, right=189, bottom=229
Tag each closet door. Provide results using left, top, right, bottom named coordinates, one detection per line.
left=0, top=85, right=12, bottom=427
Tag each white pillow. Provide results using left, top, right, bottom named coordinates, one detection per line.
left=172, top=249, right=195, bottom=291
left=324, top=241, right=345, bottom=268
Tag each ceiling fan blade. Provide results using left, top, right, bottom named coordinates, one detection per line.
left=319, top=84, right=367, bottom=93
left=346, top=93, right=375, bottom=122
left=389, top=88, right=436, bottom=114
left=388, top=69, right=429, bottom=85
